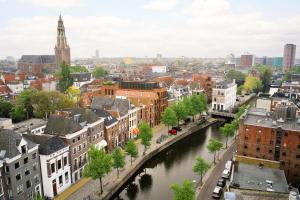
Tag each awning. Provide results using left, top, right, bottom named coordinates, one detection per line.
left=96, top=140, right=107, bottom=149
left=132, top=128, right=139, bottom=135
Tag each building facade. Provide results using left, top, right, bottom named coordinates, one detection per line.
left=212, top=80, right=237, bottom=111
left=240, top=54, right=254, bottom=68
left=283, top=44, right=296, bottom=71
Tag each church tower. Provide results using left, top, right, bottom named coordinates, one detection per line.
left=55, top=15, right=70, bottom=69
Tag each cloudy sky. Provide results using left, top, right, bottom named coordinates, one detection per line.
left=0, top=0, right=300, bottom=59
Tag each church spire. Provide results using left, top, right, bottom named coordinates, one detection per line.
left=55, top=15, right=70, bottom=69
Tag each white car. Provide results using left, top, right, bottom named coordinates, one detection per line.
left=225, top=161, right=232, bottom=170
left=222, top=169, right=230, bottom=179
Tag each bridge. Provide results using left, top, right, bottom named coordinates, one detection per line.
left=209, top=110, right=235, bottom=118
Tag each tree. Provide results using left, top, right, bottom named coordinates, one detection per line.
left=58, top=62, right=73, bottom=92
left=237, top=85, right=244, bottom=95
left=69, top=66, right=89, bottom=73
left=125, top=140, right=138, bottom=165
left=138, top=122, right=153, bottom=154
left=243, top=75, right=262, bottom=93
left=207, top=138, right=223, bottom=164
left=112, top=147, right=125, bottom=178
left=171, top=101, right=188, bottom=126
left=0, top=98, right=13, bottom=118
left=220, top=123, right=235, bottom=148
left=190, top=95, right=207, bottom=117
left=10, top=105, right=26, bottom=122
left=15, top=89, right=36, bottom=119
left=84, top=147, right=113, bottom=194
left=193, top=157, right=210, bottom=186
left=93, top=67, right=107, bottom=78
left=284, top=67, right=300, bottom=81
left=170, top=180, right=195, bottom=200
left=183, top=97, right=197, bottom=121
left=226, top=70, right=246, bottom=86
left=161, top=107, right=177, bottom=131
left=254, top=65, right=272, bottom=93
left=66, top=86, right=81, bottom=105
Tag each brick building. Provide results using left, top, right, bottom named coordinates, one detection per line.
left=237, top=106, right=300, bottom=182
left=192, top=73, right=214, bottom=101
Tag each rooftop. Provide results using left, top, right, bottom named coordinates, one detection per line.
left=232, top=163, right=289, bottom=193
left=13, top=118, right=47, bottom=134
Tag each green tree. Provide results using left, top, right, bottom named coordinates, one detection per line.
left=112, top=147, right=125, bottom=178
left=0, top=98, right=13, bottom=118
left=125, top=140, right=138, bottom=165
left=84, top=147, right=113, bottom=194
left=237, top=85, right=244, bottom=95
left=10, top=105, right=26, bottom=122
left=190, top=94, right=207, bottom=117
left=193, top=157, right=210, bottom=186
left=170, top=180, right=195, bottom=200
left=69, top=66, right=89, bottom=73
left=58, top=62, right=73, bottom=92
left=161, top=107, right=177, bottom=131
left=183, top=97, right=197, bottom=121
left=254, top=64, right=272, bottom=93
left=16, top=89, right=36, bottom=119
left=226, top=70, right=246, bottom=86
left=220, top=123, right=235, bottom=148
left=138, top=122, right=153, bottom=154
left=93, top=67, right=107, bottom=78
left=207, top=138, right=223, bottom=164
left=171, top=101, right=188, bottom=126
left=66, top=86, right=81, bottom=105
left=284, top=67, right=300, bottom=81
left=243, top=75, right=262, bottom=93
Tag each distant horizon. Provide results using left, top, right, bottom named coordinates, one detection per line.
left=0, top=0, right=300, bottom=58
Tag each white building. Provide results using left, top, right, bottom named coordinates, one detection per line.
left=212, top=80, right=237, bottom=111
left=6, top=81, right=24, bottom=94
left=128, top=105, right=139, bottom=139
left=71, top=73, right=93, bottom=88
left=152, top=66, right=167, bottom=73
left=25, top=135, right=71, bottom=198
left=13, top=118, right=47, bottom=135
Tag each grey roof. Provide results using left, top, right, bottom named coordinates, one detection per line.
left=0, top=129, right=37, bottom=159
left=243, top=107, right=300, bottom=132
left=232, top=163, right=289, bottom=193
left=214, top=79, right=236, bottom=89
left=45, top=108, right=99, bottom=136
left=13, top=118, right=47, bottom=134
left=93, top=109, right=118, bottom=126
left=24, top=135, right=67, bottom=155
left=91, top=96, right=131, bottom=117
left=18, top=55, right=56, bottom=64
left=71, top=73, right=91, bottom=82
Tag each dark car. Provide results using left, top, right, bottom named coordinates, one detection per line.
left=212, top=186, right=223, bottom=199
left=172, top=126, right=182, bottom=131
left=168, top=129, right=177, bottom=135
left=156, top=134, right=168, bottom=144
left=217, top=178, right=226, bottom=187
left=184, top=118, right=191, bottom=124
left=198, top=118, right=206, bottom=125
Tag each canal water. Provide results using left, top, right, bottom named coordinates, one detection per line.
left=112, top=124, right=226, bottom=200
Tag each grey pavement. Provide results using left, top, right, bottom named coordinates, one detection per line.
left=197, top=142, right=236, bottom=200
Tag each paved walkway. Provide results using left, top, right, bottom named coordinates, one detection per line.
left=196, top=141, right=236, bottom=200
left=56, top=120, right=204, bottom=200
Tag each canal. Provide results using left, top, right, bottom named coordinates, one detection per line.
left=112, top=124, right=226, bottom=200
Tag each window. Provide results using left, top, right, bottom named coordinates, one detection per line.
left=24, top=157, right=28, bottom=164
left=32, top=153, right=36, bottom=159
left=298, top=144, right=300, bottom=149
left=25, top=168, right=30, bottom=176
left=59, top=175, right=63, bottom=185
left=72, top=139, right=76, bottom=143
left=26, top=180, right=31, bottom=188
left=78, top=145, right=82, bottom=152
left=58, top=160, right=62, bottom=170
left=83, top=143, right=86, bottom=149
left=269, top=150, right=272, bottom=154
left=15, top=162, right=20, bottom=169
left=257, top=138, right=261, bottom=143
left=282, top=152, right=286, bottom=156
left=296, top=164, right=299, bottom=169
left=51, top=163, right=55, bottom=173
left=17, top=184, right=23, bottom=194
left=256, top=147, right=260, bottom=151
left=33, top=162, right=37, bottom=171
left=297, top=155, right=300, bottom=159
left=281, top=161, right=285, bottom=166
left=270, top=141, right=274, bottom=145
left=77, top=136, right=80, bottom=141
left=16, top=173, right=21, bottom=181
left=64, top=157, right=68, bottom=166
left=244, top=145, right=248, bottom=149
left=73, top=148, right=76, bottom=154
left=284, top=132, right=288, bottom=137
left=245, top=137, right=248, bottom=140
left=5, top=166, right=9, bottom=172
left=65, top=172, right=69, bottom=182
left=21, top=145, right=27, bottom=154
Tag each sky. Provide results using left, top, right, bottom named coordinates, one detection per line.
left=0, top=0, right=300, bottom=59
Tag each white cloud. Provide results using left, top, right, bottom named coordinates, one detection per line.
left=20, top=0, right=85, bottom=8
left=143, top=0, right=178, bottom=11
left=0, top=0, right=300, bottom=58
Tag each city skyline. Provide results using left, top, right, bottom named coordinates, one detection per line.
left=0, top=0, right=300, bottom=59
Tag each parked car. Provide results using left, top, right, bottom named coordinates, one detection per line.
left=212, top=186, right=223, bottom=199
left=198, top=118, right=206, bottom=125
left=184, top=118, right=191, bottom=124
left=222, top=169, right=230, bottom=179
left=156, top=134, right=168, bottom=144
left=168, top=129, right=177, bottom=135
left=225, top=161, right=233, bottom=170
left=217, top=178, right=226, bottom=187
left=172, top=126, right=182, bottom=132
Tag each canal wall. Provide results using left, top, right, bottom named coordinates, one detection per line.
left=102, top=119, right=218, bottom=200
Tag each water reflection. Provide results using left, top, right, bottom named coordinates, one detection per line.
left=112, top=125, right=225, bottom=200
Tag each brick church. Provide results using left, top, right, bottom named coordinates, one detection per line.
left=18, top=15, right=70, bottom=75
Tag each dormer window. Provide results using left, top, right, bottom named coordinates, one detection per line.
left=21, top=145, right=27, bottom=154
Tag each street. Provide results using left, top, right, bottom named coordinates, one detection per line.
left=197, top=142, right=236, bottom=200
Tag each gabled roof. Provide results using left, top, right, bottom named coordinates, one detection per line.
left=0, top=129, right=37, bottom=159
left=24, top=135, right=67, bottom=155
left=18, top=55, right=56, bottom=64
left=93, top=109, right=118, bottom=126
